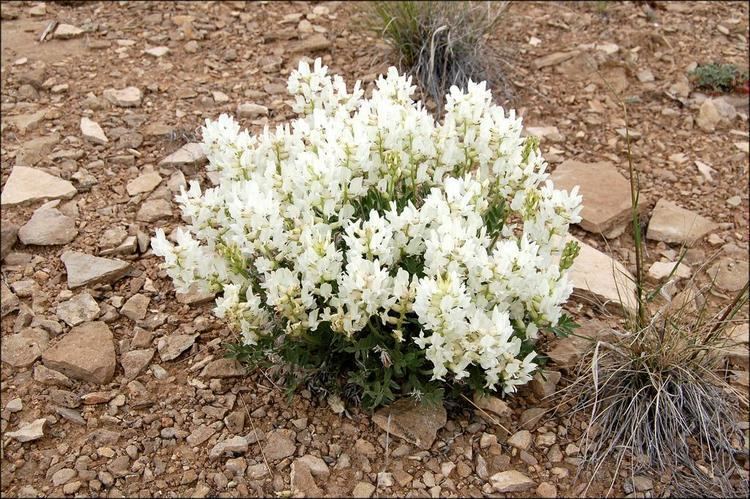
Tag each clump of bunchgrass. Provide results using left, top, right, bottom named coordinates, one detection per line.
left=558, top=68, right=750, bottom=497
left=689, top=62, right=748, bottom=93
left=366, top=1, right=510, bottom=112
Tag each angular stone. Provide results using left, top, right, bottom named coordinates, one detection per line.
left=42, top=322, right=116, bottom=384
left=526, top=126, right=564, bottom=143
left=186, top=425, right=216, bottom=447
left=546, top=319, right=613, bottom=368
left=9, top=109, right=47, bottom=134
left=176, top=283, right=216, bottom=304
left=19, top=207, right=77, bottom=246
left=563, top=236, right=637, bottom=314
left=126, top=172, right=162, bottom=196
left=1, top=223, right=19, bottom=260
left=100, top=236, right=137, bottom=256
left=1, top=328, right=49, bottom=367
left=533, top=50, right=580, bottom=69
left=16, top=134, right=59, bottom=166
left=647, top=199, right=717, bottom=245
left=490, top=470, right=535, bottom=493
left=136, top=199, right=172, bottom=222
left=212, top=91, right=229, bottom=103
left=159, top=143, right=207, bottom=169
left=296, top=455, right=330, bottom=478
left=103, top=87, right=142, bottom=107
left=696, top=98, right=736, bottom=132
left=60, top=251, right=130, bottom=289
left=209, top=436, right=248, bottom=460
left=647, top=261, right=692, bottom=281
left=472, top=393, right=511, bottom=418
left=120, top=293, right=150, bottom=321
left=237, top=102, right=268, bottom=118
left=157, top=333, right=198, bottom=361
left=200, top=358, right=245, bottom=378
left=291, top=460, right=324, bottom=497
left=56, top=293, right=100, bottom=326
left=372, top=398, right=447, bottom=449
left=1, top=281, right=20, bottom=317
left=529, top=370, right=561, bottom=398
left=263, top=429, right=297, bottom=461
left=1, top=166, right=77, bottom=206
left=6, top=418, right=46, bottom=442
left=34, top=364, right=73, bottom=387
left=289, top=34, right=331, bottom=53
left=99, top=227, right=127, bottom=249
left=520, top=408, right=548, bottom=430
left=352, top=481, right=376, bottom=498
left=708, top=258, right=749, bottom=293
left=49, top=389, right=80, bottom=409
left=550, top=160, right=639, bottom=235
left=144, top=46, right=169, bottom=57
left=507, top=430, right=533, bottom=451
left=55, top=24, right=84, bottom=39
left=120, top=348, right=155, bottom=380
left=80, top=117, right=108, bottom=144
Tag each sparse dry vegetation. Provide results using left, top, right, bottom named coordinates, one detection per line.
left=366, top=1, right=510, bottom=111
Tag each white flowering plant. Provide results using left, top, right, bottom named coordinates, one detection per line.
left=153, top=59, right=582, bottom=409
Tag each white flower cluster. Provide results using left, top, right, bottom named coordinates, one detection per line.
left=152, top=59, right=582, bottom=394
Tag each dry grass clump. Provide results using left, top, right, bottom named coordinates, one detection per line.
left=366, top=1, right=510, bottom=112
left=562, top=281, right=749, bottom=497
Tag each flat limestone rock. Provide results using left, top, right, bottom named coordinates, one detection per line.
left=1, top=166, right=77, bottom=206
left=199, top=358, right=245, bottom=378
left=120, top=348, right=155, bottom=380
left=176, top=283, right=216, bottom=304
left=80, top=117, right=108, bottom=144
left=60, top=251, right=130, bottom=289
left=42, top=321, right=116, bottom=384
left=646, top=199, right=717, bottom=245
left=16, top=134, right=60, bottom=166
left=56, top=292, right=100, bottom=326
left=708, top=258, right=749, bottom=293
left=158, top=333, right=198, bottom=361
left=136, top=199, right=172, bottom=222
left=159, top=143, right=207, bottom=170
left=126, top=172, right=162, bottom=196
left=6, top=418, right=46, bottom=442
left=533, top=50, right=580, bottom=69
left=103, top=87, right=142, bottom=107
left=490, top=470, right=536, bottom=493
left=1, top=281, right=20, bottom=317
left=18, top=207, right=77, bottom=245
left=54, top=23, right=83, bottom=39
left=372, top=399, right=447, bottom=450
left=563, top=236, right=637, bottom=314
left=1, top=328, right=49, bottom=367
left=550, top=160, right=639, bottom=235
left=9, top=109, right=47, bottom=134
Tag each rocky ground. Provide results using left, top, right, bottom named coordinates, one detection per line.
left=1, top=1, right=748, bottom=497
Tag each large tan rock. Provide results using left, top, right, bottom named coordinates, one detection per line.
left=18, top=207, right=77, bottom=245
left=490, top=470, right=536, bottom=493
left=60, top=251, right=130, bottom=289
left=647, top=199, right=717, bottom=245
left=551, top=160, right=641, bottom=235
left=42, top=321, right=116, bottom=384
left=1, top=166, right=77, bottom=206
left=563, top=236, right=638, bottom=314
left=372, top=399, right=447, bottom=449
